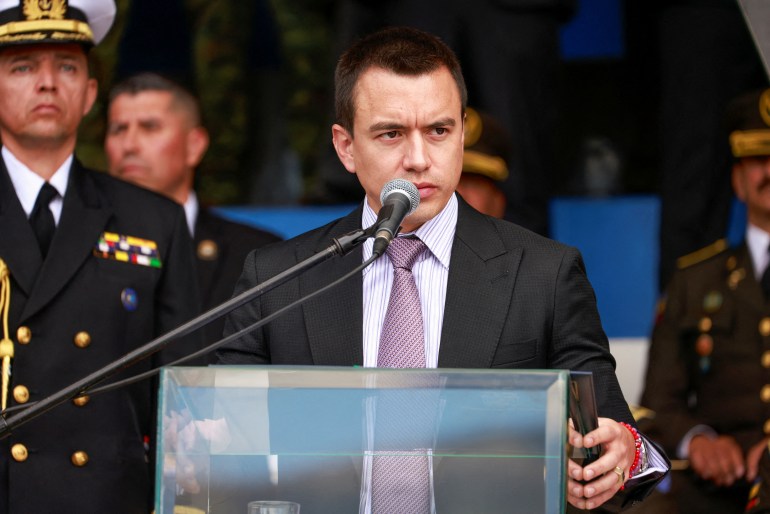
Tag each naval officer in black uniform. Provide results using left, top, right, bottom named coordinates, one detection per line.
left=640, top=88, right=770, bottom=514
left=104, top=72, right=282, bottom=349
left=0, top=1, right=203, bottom=512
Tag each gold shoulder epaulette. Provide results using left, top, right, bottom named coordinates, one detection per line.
left=676, top=239, right=728, bottom=270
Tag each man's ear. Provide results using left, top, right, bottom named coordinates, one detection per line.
left=186, top=127, right=210, bottom=168
left=83, top=78, right=98, bottom=116
left=331, top=124, right=356, bottom=174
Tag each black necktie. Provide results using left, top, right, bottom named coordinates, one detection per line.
left=29, top=182, right=58, bottom=257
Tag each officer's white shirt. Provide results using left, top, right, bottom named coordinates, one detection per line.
left=747, top=223, right=770, bottom=280
left=3, top=146, right=71, bottom=225
left=182, top=190, right=199, bottom=238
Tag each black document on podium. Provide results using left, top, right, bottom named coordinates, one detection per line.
left=569, top=371, right=601, bottom=464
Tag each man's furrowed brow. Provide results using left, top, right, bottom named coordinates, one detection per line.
left=368, top=121, right=406, bottom=132
left=429, top=117, right=457, bottom=128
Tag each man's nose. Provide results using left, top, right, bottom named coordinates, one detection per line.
left=36, top=61, right=56, bottom=91
left=121, top=126, right=140, bottom=153
left=403, top=133, right=431, bottom=172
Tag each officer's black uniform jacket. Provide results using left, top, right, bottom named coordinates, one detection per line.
left=0, top=158, right=202, bottom=513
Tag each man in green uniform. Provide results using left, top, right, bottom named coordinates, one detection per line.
left=641, top=87, right=770, bottom=514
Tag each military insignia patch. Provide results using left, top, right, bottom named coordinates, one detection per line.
left=93, top=232, right=162, bottom=268
left=23, top=0, right=67, bottom=21
left=121, top=287, right=138, bottom=311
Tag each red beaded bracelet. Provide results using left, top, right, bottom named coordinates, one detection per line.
left=619, top=422, right=642, bottom=490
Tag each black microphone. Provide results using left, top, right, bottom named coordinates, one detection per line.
left=372, top=179, right=420, bottom=256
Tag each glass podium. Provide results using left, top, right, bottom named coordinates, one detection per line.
left=156, top=366, right=569, bottom=514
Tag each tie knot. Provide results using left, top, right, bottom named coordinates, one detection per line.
left=36, top=182, right=58, bottom=205
left=386, top=237, right=426, bottom=270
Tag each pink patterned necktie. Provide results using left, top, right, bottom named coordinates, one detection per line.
left=377, top=237, right=427, bottom=368
left=372, top=237, right=432, bottom=513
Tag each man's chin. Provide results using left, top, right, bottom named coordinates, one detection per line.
left=117, top=170, right=153, bottom=189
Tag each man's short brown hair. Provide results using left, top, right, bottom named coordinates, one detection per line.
left=334, top=26, right=467, bottom=134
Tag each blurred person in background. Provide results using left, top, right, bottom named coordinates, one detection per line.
left=456, top=107, right=510, bottom=219
left=105, top=72, right=281, bottom=348
left=640, top=88, right=770, bottom=514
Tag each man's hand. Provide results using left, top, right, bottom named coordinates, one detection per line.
left=745, top=437, right=770, bottom=483
left=567, top=417, right=636, bottom=510
left=689, top=434, right=744, bottom=486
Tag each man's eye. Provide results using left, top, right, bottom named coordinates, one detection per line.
left=381, top=131, right=399, bottom=140
left=434, top=127, right=447, bottom=135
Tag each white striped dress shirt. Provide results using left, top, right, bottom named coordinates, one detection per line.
left=361, top=193, right=458, bottom=368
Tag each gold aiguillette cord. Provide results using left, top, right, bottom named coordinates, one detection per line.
left=0, top=258, right=12, bottom=411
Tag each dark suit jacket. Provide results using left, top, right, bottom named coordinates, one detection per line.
left=193, top=208, right=280, bottom=348
left=218, top=199, right=631, bottom=420
left=641, top=243, right=769, bottom=513
left=216, top=198, right=664, bottom=510
left=0, top=159, right=202, bottom=513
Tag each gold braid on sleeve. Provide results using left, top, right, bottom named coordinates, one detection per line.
left=0, top=259, right=13, bottom=411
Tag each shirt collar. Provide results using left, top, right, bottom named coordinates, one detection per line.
left=747, top=223, right=770, bottom=278
left=183, top=190, right=199, bottom=237
left=362, top=192, right=457, bottom=269
left=3, top=146, right=72, bottom=216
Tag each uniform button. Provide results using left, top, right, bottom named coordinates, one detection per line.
left=72, top=395, right=89, bottom=407
left=765, top=419, right=770, bottom=435
left=73, top=331, right=91, bottom=348
left=761, top=318, right=770, bottom=337
left=762, top=385, right=770, bottom=402
left=763, top=351, right=770, bottom=369
left=728, top=269, right=746, bottom=289
left=13, top=385, right=29, bottom=404
left=16, top=326, right=31, bottom=345
left=11, top=443, right=28, bottom=462
left=698, top=317, right=712, bottom=333
left=71, top=451, right=89, bottom=467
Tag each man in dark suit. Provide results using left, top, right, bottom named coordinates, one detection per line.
left=640, top=88, right=770, bottom=514
left=104, top=72, right=281, bottom=347
left=0, top=1, right=203, bottom=513
left=217, top=26, right=667, bottom=511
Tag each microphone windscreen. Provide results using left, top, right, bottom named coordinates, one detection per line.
left=379, top=179, right=420, bottom=215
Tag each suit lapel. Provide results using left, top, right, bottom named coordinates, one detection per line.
left=21, top=162, right=111, bottom=320
left=0, top=160, right=42, bottom=296
left=438, top=201, right=522, bottom=368
left=300, top=208, right=364, bottom=366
